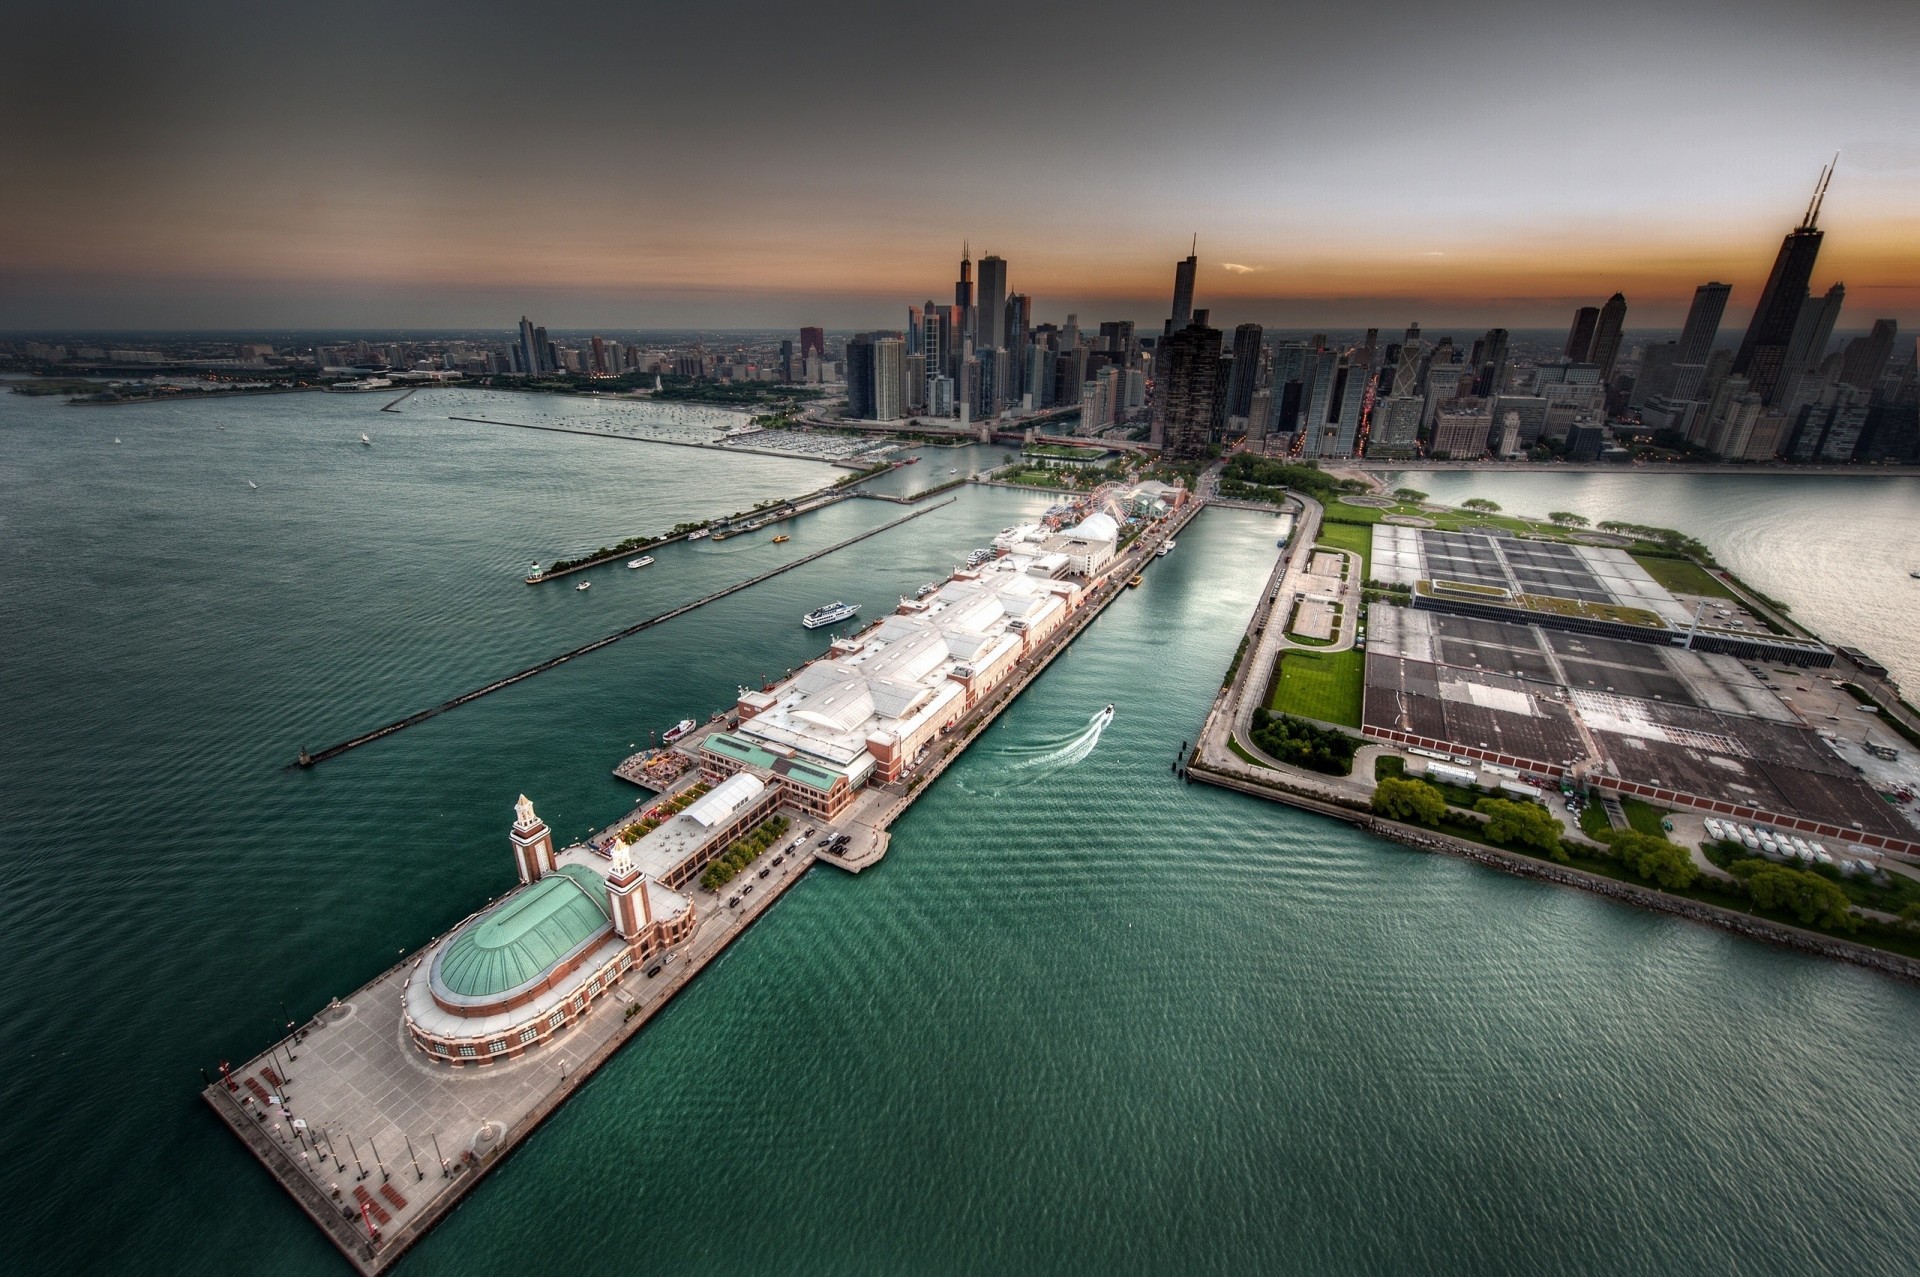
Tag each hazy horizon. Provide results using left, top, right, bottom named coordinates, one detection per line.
left=4, top=0, right=1917, bottom=331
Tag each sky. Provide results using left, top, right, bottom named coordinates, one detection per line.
left=3, top=0, right=1918, bottom=333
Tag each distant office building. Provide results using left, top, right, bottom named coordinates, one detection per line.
left=954, top=246, right=975, bottom=350
left=1734, top=163, right=1834, bottom=405
left=845, top=335, right=875, bottom=419
left=1488, top=394, right=1549, bottom=446
left=1368, top=395, right=1423, bottom=458
left=1474, top=327, right=1510, bottom=397
left=800, top=327, right=826, bottom=361
left=1166, top=240, right=1197, bottom=334
left=929, top=375, right=954, bottom=417
left=1226, top=323, right=1263, bottom=421
left=1422, top=362, right=1465, bottom=428
left=1643, top=396, right=1704, bottom=442
left=1302, top=354, right=1371, bottom=459
left=1632, top=343, right=1678, bottom=408
left=1430, top=402, right=1492, bottom=459
left=1677, top=282, right=1732, bottom=364
left=873, top=338, right=904, bottom=421
left=1785, top=282, right=1846, bottom=378
left=1156, top=317, right=1223, bottom=459
left=780, top=339, right=794, bottom=383
left=1588, top=293, right=1627, bottom=380
left=1565, top=417, right=1608, bottom=462
left=1786, top=385, right=1870, bottom=461
left=1268, top=341, right=1313, bottom=436
left=904, top=354, right=926, bottom=413
left=1564, top=306, right=1601, bottom=362
left=1839, top=319, right=1898, bottom=392
left=976, top=255, right=1007, bottom=351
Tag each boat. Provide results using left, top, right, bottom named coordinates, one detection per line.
left=772, top=534, right=791, bottom=544
left=577, top=580, right=591, bottom=591
left=1128, top=573, right=1144, bottom=588
left=360, top=433, right=372, bottom=446
left=1157, top=540, right=1176, bottom=557
left=916, top=582, right=939, bottom=598
left=802, top=600, right=861, bottom=629
left=688, top=528, right=710, bottom=541
left=1911, top=571, right=1920, bottom=579
left=247, top=480, right=257, bottom=489
left=113, top=437, right=121, bottom=444
left=627, top=556, right=655, bottom=569
left=948, top=467, right=958, bottom=474
left=903, top=456, right=920, bottom=464
left=663, top=718, right=697, bottom=744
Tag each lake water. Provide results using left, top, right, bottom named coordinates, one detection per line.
left=4, top=387, right=1920, bottom=1275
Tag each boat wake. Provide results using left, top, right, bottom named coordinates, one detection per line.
left=959, top=705, right=1115, bottom=795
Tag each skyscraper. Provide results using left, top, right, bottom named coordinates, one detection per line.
left=976, top=254, right=1007, bottom=351
left=954, top=244, right=975, bottom=351
left=1676, top=282, right=1732, bottom=364
left=1564, top=306, right=1601, bottom=362
left=1839, top=319, right=1899, bottom=392
left=1156, top=317, right=1222, bottom=459
left=1167, top=238, right=1197, bottom=334
left=845, top=334, right=875, bottom=419
left=1474, top=328, right=1510, bottom=397
left=800, top=327, right=826, bottom=361
left=873, top=338, right=904, bottom=421
left=517, top=316, right=541, bottom=377
left=1588, top=293, right=1628, bottom=380
left=1734, top=161, right=1835, bottom=405
left=1226, top=323, right=1264, bottom=422
left=1786, top=282, right=1846, bottom=374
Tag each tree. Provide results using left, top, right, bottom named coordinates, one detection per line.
left=1475, top=797, right=1563, bottom=856
left=1392, top=487, right=1427, bottom=502
left=1548, top=511, right=1590, bottom=527
left=1740, top=863, right=1857, bottom=929
left=1461, top=498, right=1501, bottom=512
left=1900, top=902, right=1920, bottom=932
left=1373, top=777, right=1447, bottom=825
left=1611, top=831, right=1698, bottom=890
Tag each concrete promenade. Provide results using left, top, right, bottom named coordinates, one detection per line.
left=205, top=800, right=821, bottom=1275
left=217, top=494, right=1204, bottom=1271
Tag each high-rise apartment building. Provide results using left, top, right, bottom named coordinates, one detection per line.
left=1734, top=162, right=1835, bottom=405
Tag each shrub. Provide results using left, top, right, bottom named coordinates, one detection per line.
left=1474, top=797, right=1563, bottom=858
left=1249, top=709, right=1360, bottom=776
left=1732, top=860, right=1857, bottom=930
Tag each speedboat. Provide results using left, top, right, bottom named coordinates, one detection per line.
left=916, top=582, right=939, bottom=598
left=577, top=580, right=591, bottom=591
left=772, top=534, right=790, bottom=543
left=360, top=433, right=372, bottom=446
left=663, top=718, right=697, bottom=743
left=1157, top=540, right=1175, bottom=557
left=948, top=467, right=958, bottom=474
left=628, top=556, right=655, bottom=568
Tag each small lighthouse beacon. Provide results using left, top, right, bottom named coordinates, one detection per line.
left=510, top=794, right=557, bottom=884
left=606, top=840, right=653, bottom=941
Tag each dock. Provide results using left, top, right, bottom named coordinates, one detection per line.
left=219, top=495, right=1206, bottom=1272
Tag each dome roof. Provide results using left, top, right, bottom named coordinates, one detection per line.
left=432, top=865, right=611, bottom=1001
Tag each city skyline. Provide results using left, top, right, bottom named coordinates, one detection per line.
left=3, top=1, right=1918, bottom=329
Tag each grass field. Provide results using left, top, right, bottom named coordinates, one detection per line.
left=1621, top=796, right=1673, bottom=837
left=1313, top=520, right=1373, bottom=579
left=1267, top=648, right=1365, bottom=727
left=1630, top=553, right=1735, bottom=599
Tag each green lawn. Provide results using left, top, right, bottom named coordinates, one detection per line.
left=1267, top=648, right=1365, bottom=727
left=1621, top=796, right=1673, bottom=837
left=1630, top=553, right=1735, bottom=599
left=1314, top=520, right=1373, bottom=579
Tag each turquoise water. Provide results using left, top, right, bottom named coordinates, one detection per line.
left=4, top=388, right=1920, bottom=1274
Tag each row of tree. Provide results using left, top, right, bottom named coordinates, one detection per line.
left=698, top=814, right=791, bottom=893
left=1249, top=709, right=1359, bottom=776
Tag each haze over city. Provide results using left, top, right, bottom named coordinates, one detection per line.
left=3, top=0, right=1919, bottom=329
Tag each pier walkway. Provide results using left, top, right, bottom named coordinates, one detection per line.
left=223, top=494, right=1203, bottom=1273
left=295, top=499, right=954, bottom=768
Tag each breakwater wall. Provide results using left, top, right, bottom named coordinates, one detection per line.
left=294, top=499, right=955, bottom=768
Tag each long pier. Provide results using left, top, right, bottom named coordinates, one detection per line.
left=224, top=494, right=1204, bottom=1273
left=294, top=499, right=955, bottom=768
